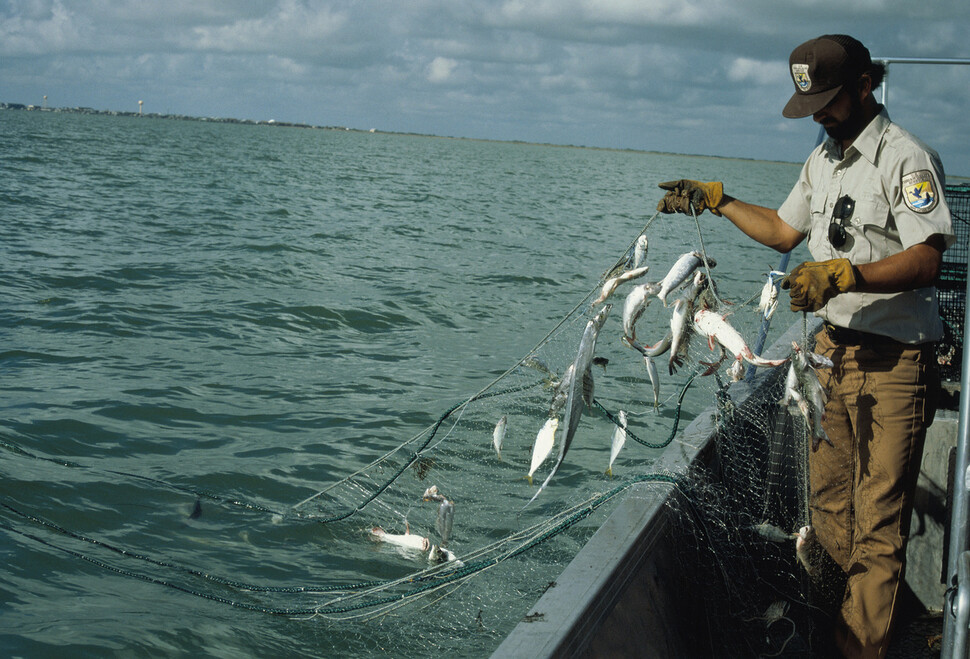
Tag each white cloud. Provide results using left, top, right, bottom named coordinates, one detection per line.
left=427, top=56, right=457, bottom=83
left=0, top=0, right=86, bottom=55
left=727, top=57, right=787, bottom=86
left=495, top=0, right=717, bottom=28
left=1, top=0, right=969, bottom=171
left=187, top=1, right=347, bottom=54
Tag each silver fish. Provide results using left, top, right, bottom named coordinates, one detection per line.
left=758, top=270, right=785, bottom=321
left=633, top=235, right=649, bottom=269
left=436, top=500, right=454, bottom=546
left=422, top=485, right=454, bottom=547
left=606, top=410, right=627, bottom=477
left=657, top=251, right=716, bottom=306
left=749, top=522, right=797, bottom=543
left=592, top=266, right=650, bottom=305
left=531, top=362, right=575, bottom=483
left=806, top=350, right=834, bottom=370
left=785, top=387, right=817, bottom=444
left=644, top=356, right=660, bottom=408
left=492, top=415, right=507, bottom=461
left=692, top=309, right=789, bottom=368
left=788, top=344, right=827, bottom=408
left=783, top=342, right=831, bottom=451
left=622, top=282, right=659, bottom=341
left=623, top=331, right=672, bottom=359
left=370, top=524, right=430, bottom=552
left=782, top=351, right=800, bottom=399
left=428, top=544, right=461, bottom=564
left=668, top=272, right=707, bottom=375
left=668, top=271, right=716, bottom=374
left=668, top=296, right=691, bottom=375
left=796, top=525, right=816, bottom=576
left=529, top=305, right=611, bottom=505
left=528, top=417, right=558, bottom=485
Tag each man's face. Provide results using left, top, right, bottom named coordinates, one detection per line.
left=812, top=80, right=867, bottom=142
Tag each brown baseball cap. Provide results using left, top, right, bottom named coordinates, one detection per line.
left=782, top=35, right=872, bottom=118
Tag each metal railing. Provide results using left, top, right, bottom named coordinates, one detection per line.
left=943, top=255, right=970, bottom=657
left=874, top=57, right=970, bottom=108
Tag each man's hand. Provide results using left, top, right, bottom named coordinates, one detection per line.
left=657, top=180, right=724, bottom=216
left=782, top=259, right=857, bottom=312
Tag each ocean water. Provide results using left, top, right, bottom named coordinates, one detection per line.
left=0, top=109, right=808, bottom=657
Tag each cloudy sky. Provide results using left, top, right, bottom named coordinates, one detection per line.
left=4, top=0, right=970, bottom=175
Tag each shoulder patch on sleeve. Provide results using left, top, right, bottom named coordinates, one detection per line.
left=901, top=170, right=939, bottom=213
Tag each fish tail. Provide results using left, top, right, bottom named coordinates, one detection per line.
left=523, top=485, right=544, bottom=509
left=747, top=355, right=789, bottom=368
left=525, top=474, right=533, bottom=486
left=523, top=467, right=558, bottom=509
left=605, top=466, right=613, bottom=478
left=668, top=356, right=682, bottom=376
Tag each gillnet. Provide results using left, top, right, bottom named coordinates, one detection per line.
left=658, top=323, right=825, bottom=658
left=1, top=207, right=831, bottom=657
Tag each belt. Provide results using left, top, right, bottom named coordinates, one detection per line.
left=824, top=322, right=900, bottom=346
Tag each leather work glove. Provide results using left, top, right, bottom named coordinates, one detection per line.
left=781, top=259, right=857, bottom=312
left=656, top=179, right=724, bottom=216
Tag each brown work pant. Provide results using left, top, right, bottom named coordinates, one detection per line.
left=810, top=328, right=938, bottom=659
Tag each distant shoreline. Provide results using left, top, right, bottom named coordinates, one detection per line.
left=5, top=101, right=969, bottom=181
left=0, top=101, right=801, bottom=168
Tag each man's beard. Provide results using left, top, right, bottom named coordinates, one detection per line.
left=823, top=94, right=868, bottom=142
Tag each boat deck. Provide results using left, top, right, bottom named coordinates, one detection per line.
left=887, top=611, right=942, bottom=658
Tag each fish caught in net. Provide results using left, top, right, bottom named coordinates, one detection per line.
left=1, top=208, right=838, bottom=657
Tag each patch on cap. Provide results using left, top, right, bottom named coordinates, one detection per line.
left=901, top=170, right=939, bottom=213
left=792, top=63, right=811, bottom=91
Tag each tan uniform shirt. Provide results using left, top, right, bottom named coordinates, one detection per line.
left=778, top=108, right=955, bottom=344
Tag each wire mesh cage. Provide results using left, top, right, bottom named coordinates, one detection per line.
left=937, top=184, right=970, bottom=382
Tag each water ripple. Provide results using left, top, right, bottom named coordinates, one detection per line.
left=0, top=109, right=806, bottom=658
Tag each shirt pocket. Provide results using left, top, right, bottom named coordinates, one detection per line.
left=855, top=193, right=893, bottom=263
left=807, top=193, right=834, bottom=260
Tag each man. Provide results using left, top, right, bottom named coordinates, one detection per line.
left=657, top=35, right=954, bottom=658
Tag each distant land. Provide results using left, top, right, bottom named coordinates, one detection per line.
left=5, top=100, right=969, bottom=180
left=0, top=100, right=805, bottom=166
left=0, top=98, right=631, bottom=148
left=0, top=100, right=377, bottom=133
